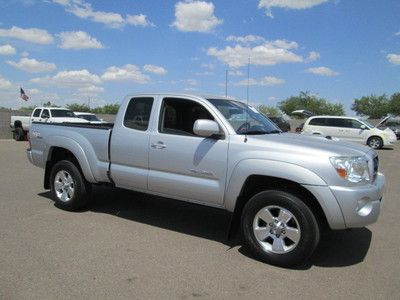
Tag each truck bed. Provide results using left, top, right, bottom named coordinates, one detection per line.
left=29, top=121, right=114, bottom=184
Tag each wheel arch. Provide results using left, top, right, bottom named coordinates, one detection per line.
left=225, top=159, right=342, bottom=239
left=44, top=140, right=96, bottom=189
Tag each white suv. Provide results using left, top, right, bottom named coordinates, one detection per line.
left=302, top=116, right=397, bottom=149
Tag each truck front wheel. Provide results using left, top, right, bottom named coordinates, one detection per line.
left=50, top=160, right=91, bottom=211
left=241, top=190, right=320, bottom=267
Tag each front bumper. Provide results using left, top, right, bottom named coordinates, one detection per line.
left=329, top=173, right=385, bottom=228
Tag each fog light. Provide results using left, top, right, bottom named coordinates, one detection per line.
left=356, top=197, right=373, bottom=216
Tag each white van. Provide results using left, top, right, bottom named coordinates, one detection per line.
left=302, top=116, right=397, bottom=149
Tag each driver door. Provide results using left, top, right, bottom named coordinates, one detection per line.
left=148, top=97, right=229, bottom=206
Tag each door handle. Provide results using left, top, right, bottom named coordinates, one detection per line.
left=151, top=142, right=166, bottom=149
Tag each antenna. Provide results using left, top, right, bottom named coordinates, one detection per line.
left=244, top=57, right=250, bottom=143
left=225, top=69, right=228, bottom=97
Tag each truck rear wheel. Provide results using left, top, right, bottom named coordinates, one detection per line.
left=14, top=127, right=25, bottom=141
left=50, top=160, right=91, bottom=211
left=241, top=190, right=320, bottom=267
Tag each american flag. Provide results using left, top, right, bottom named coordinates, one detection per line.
left=20, top=88, right=29, bottom=101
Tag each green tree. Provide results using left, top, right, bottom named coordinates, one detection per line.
left=351, top=94, right=390, bottom=118
left=18, top=105, right=37, bottom=112
left=389, top=92, right=400, bottom=116
left=257, top=105, right=281, bottom=117
left=279, top=91, right=344, bottom=116
left=91, top=103, right=120, bottom=114
left=66, top=103, right=91, bottom=112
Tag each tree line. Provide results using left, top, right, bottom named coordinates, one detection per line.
left=10, top=91, right=399, bottom=118
left=257, top=91, right=400, bottom=119
left=16, top=102, right=121, bottom=115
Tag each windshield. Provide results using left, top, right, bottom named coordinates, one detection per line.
left=78, top=114, right=100, bottom=121
left=361, top=119, right=374, bottom=128
left=51, top=109, right=76, bottom=118
left=207, top=99, right=281, bottom=135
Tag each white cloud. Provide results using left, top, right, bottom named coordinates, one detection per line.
left=0, top=26, right=54, bottom=44
left=52, top=0, right=154, bottom=28
left=182, top=79, right=199, bottom=86
left=236, top=76, right=285, bottom=86
left=126, top=14, right=155, bottom=27
left=143, top=64, right=167, bottom=75
left=259, top=0, right=328, bottom=17
left=387, top=53, right=400, bottom=65
left=20, top=51, right=29, bottom=57
left=201, top=63, right=215, bottom=69
left=101, top=64, right=150, bottom=83
left=172, top=1, right=223, bottom=33
left=31, top=69, right=102, bottom=88
left=27, top=88, right=41, bottom=95
left=6, top=58, right=56, bottom=73
left=228, top=70, right=244, bottom=76
left=0, top=44, right=16, bottom=55
left=195, top=71, right=214, bottom=76
left=74, top=85, right=104, bottom=97
left=0, top=74, right=12, bottom=89
left=58, top=31, right=103, bottom=49
left=207, top=40, right=303, bottom=68
left=306, top=66, right=339, bottom=76
left=226, top=35, right=265, bottom=44
left=66, top=1, right=125, bottom=28
left=306, top=51, right=320, bottom=62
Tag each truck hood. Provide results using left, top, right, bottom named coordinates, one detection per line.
left=247, top=132, right=371, bottom=157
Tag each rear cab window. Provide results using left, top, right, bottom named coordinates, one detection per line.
left=124, top=97, right=154, bottom=131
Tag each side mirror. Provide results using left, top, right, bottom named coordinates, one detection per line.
left=360, top=124, right=367, bottom=130
left=193, top=119, right=221, bottom=138
left=42, top=115, right=49, bottom=119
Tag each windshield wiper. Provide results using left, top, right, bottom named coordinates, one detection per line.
left=267, top=130, right=281, bottom=134
left=240, top=130, right=269, bottom=135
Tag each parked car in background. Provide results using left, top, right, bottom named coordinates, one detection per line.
left=377, top=117, right=400, bottom=140
left=268, top=116, right=291, bottom=132
left=74, top=112, right=106, bottom=124
left=10, top=107, right=89, bottom=141
left=302, top=116, right=397, bottom=149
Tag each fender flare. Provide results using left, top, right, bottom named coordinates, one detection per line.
left=44, top=136, right=96, bottom=183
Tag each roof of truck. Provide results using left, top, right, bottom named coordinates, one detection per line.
left=124, top=92, right=237, bottom=101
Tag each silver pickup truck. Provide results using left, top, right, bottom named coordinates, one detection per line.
left=27, top=93, right=385, bottom=266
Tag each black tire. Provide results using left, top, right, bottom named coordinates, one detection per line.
left=241, top=190, right=320, bottom=267
left=14, top=127, right=25, bottom=141
left=49, top=160, right=91, bottom=211
left=367, top=136, right=383, bottom=149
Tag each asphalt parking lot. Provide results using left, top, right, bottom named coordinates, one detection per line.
left=0, top=140, right=399, bottom=299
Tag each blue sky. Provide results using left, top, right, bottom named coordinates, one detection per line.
left=0, top=0, right=399, bottom=114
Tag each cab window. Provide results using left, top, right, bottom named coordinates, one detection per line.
left=159, top=98, right=214, bottom=136
left=124, top=97, right=154, bottom=131
left=32, top=109, right=41, bottom=117
left=41, top=109, right=50, bottom=118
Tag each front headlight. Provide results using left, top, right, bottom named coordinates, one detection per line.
left=330, top=156, right=370, bottom=183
